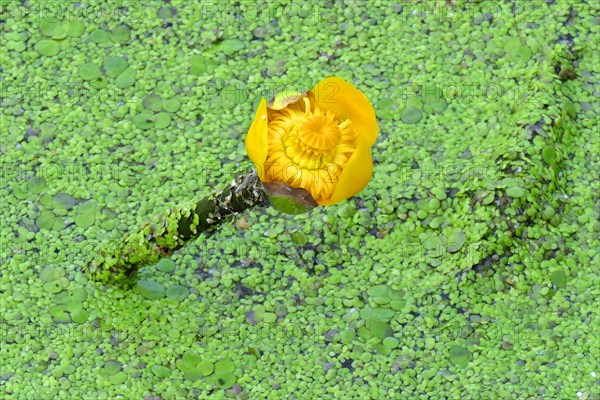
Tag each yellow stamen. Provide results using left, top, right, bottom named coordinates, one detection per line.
left=264, top=96, right=356, bottom=202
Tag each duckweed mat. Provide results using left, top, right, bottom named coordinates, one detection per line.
left=1, top=1, right=598, bottom=399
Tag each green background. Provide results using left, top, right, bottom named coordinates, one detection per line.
left=1, top=1, right=598, bottom=399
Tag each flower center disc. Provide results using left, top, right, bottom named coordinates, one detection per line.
left=265, top=96, right=356, bottom=203
left=297, top=115, right=341, bottom=154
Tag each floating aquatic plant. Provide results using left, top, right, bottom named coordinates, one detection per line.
left=245, top=77, right=378, bottom=207
left=87, top=77, right=378, bottom=286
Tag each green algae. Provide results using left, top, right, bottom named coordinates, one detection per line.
left=0, top=0, right=598, bottom=399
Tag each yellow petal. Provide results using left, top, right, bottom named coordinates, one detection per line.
left=320, top=143, right=373, bottom=206
left=269, top=90, right=306, bottom=110
left=311, top=77, right=378, bottom=147
left=244, top=98, right=269, bottom=180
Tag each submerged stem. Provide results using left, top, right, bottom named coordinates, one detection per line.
left=87, top=170, right=267, bottom=287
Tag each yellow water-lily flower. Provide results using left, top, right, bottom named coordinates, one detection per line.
left=245, top=77, right=378, bottom=206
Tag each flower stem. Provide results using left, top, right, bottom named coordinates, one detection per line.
left=87, top=170, right=267, bottom=287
